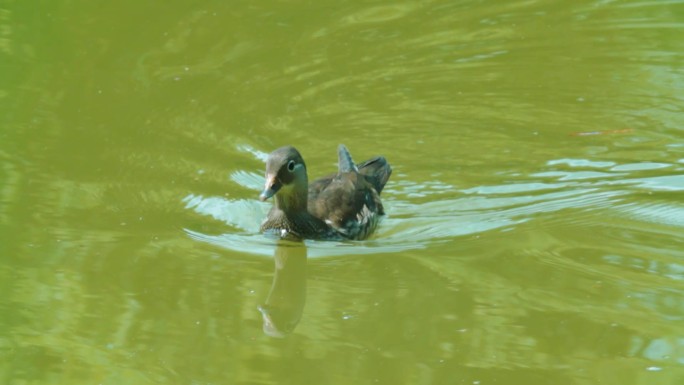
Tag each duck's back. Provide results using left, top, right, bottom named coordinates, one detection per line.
left=307, top=145, right=391, bottom=239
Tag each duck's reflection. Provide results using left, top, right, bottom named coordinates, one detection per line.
left=258, top=240, right=307, bottom=337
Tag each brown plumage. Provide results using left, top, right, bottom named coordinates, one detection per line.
left=259, top=145, right=391, bottom=240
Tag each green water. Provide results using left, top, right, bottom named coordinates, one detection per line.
left=2, top=1, right=684, bottom=384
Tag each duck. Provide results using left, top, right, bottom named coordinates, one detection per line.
left=259, top=144, right=392, bottom=240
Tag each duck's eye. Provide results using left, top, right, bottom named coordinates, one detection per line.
left=287, top=160, right=296, bottom=172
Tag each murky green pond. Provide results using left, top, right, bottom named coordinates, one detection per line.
left=2, top=1, right=684, bottom=384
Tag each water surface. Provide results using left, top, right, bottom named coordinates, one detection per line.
left=2, top=1, right=684, bottom=384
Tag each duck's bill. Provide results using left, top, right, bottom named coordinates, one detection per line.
left=259, top=176, right=281, bottom=201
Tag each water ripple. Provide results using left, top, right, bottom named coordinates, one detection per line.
left=183, top=184, right=626, bottom=257
left=618, top=201, right=684, bottom=228
left=185, top=151, right=682, bottom=258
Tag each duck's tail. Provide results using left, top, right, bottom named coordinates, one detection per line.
left=357, top=156, right=392, bottom=194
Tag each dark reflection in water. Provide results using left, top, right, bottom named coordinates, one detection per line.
left=258, top=241, right=307, bottom=337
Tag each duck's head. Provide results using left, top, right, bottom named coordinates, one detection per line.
left=259, top=146, right=308, bottom=208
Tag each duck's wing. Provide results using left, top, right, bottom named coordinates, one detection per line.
left=309, top=169, right=383, bottom=239
left=307, top=144, right=390, bottom=239
left=340, top=142, right=392, bottom=194
left=307, top=145, right=354, bottom=203
left=308, top=155, right=390, bottom=200
left=337, top=144, right=358, bottom=173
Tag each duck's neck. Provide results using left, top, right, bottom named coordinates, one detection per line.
left=275, top=181, right=308, bottom=213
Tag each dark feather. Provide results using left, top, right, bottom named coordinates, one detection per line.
left=260, top=144, right=391, bottom=240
